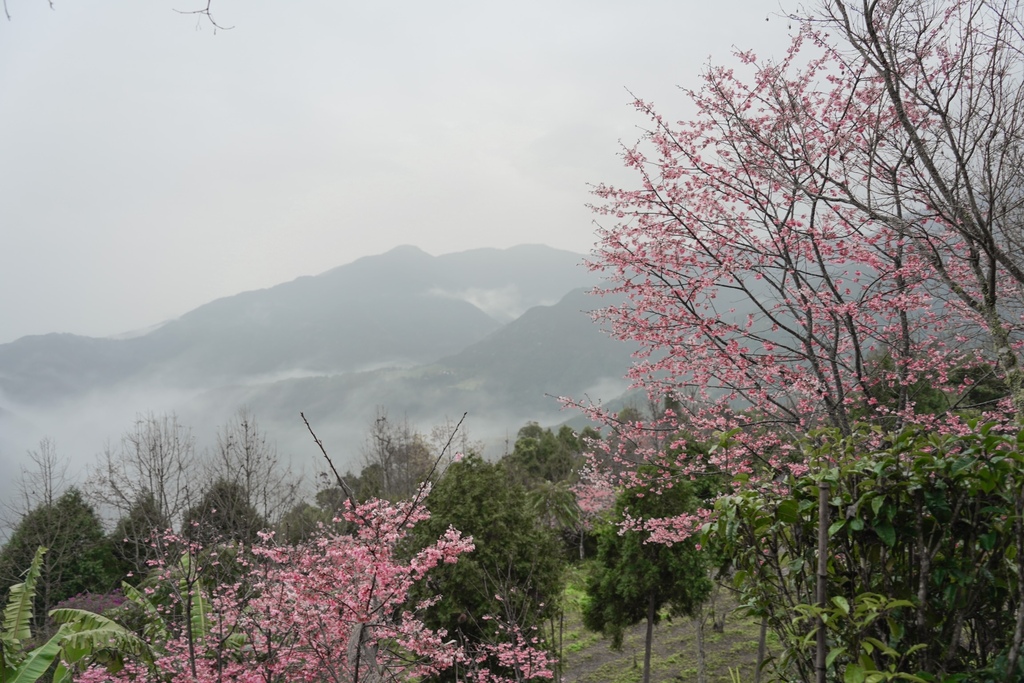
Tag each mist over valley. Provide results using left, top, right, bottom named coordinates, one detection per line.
left=0, top=244, right=639, bottom=520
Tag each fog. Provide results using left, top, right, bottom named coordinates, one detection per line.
left=429, top=285, right=541, bottom=324
left=0, top=363, right=627, bottom=538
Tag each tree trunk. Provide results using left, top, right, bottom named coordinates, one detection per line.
left=755, top=615, right=767, bottom=683
left=1006, top=490, right=1024, bottom=677
left=816, top=482, right=830, bottom=683
left=644, top=592, right=655, bottom=683
left=709, top=581, right=725, bottom=633
left=557, top=611, right=564, bottom=683
left=695, top=605, right=708, bottom=683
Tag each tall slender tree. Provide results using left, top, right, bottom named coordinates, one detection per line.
left=207, top=408, right=300, bottom=526
left=87, top=413, right=198, bottom=533
left=584, top=469, right=710, bottom=683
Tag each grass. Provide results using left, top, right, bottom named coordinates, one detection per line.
left=556, top=567, right=769, bottom=683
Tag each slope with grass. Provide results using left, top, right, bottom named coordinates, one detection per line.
left=558, top=567, right=768, bottom=683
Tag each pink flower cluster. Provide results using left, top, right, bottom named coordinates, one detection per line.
left=76, top=492, right=554, bottom=683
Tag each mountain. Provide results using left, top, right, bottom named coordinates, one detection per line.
left=436, top=288, right=639, bottom=407
left=0, top=245, right=598, bottom=405
left=0, top=245, right=636, bottom=487
left=171, top=286, right=638, bottom=466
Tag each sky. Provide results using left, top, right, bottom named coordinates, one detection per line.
left=0, top=0, right=793, bottom=344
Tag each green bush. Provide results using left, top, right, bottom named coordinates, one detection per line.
left=707, top=422, right=1024, bottom=682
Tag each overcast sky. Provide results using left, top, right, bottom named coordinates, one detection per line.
left=0, top=0, right=792, bottom=344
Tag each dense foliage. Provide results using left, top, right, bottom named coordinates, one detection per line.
left=408, top=454, right=565, bottom=680
left=61, top=492, right=553, bottom=683
left=0, top=547, right=149, bottom=683
left=584, top=469, right=710, bottom=649
left=584, top=468, right=710, bottom=683
left=181, top=478, right=267, bottom=545
left=708, top=424, right=1024, bottom=682
left=0, top=489, right=120, bottom=633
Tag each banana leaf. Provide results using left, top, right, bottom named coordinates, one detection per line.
left=2, top=548, right=46, bottom=644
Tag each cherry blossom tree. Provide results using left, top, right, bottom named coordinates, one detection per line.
left=582, top=5, right=1024, bottom=679
left=581, top=0, right=1024, bottom=516
left=803, top=0, right=1024, bottom=416
left=76, top=502, right=554, bottom=683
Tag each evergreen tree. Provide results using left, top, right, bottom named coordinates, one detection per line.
left=274, top=501, right=329, bottom=545
left=408, top=454, right=564, bottom=679
left=110, top=490, right=171, bottom=581
left=584, top=469, right=710, bottom=683
left=505, top=423, right=595, bottom=485
left=0, top=488, right=119, bottom=631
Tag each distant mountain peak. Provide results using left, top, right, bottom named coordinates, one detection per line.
left=427, top=284, right=533, bottom=324
left=385, top=244, right=429, bottom=256
left=108, top=320, right=172, bottom=340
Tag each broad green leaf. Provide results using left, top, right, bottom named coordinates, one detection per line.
left=190, top=581, right=211, bottom=647
left=121, top=583, right=168, bottom=643
left=3, top=547, right=47, bottom=644
left=8, top=633, right=63, bottom=683
left=863, top=637, right=896, bottom=658
left=873, top=521, right=895, bottom=547
left=174, top=553, right=211, bottom=647
left=871, top=495, right=884, bottom=517
left=832, top=596, right=850, bottom=615
left=225, top=632, right=247, bottom=650
left=893, top=674, right=928, bottom=683
left=844, top=663, right=865, bottom=683
left=777, top=499, right=800, bottom=524
left=50, top=608, right=151, bottom=667
left=826, top=646, right=847, bottom=668
left=886, top=617, right=904, bottom=641
left=51, top=661, right=70, bottom=683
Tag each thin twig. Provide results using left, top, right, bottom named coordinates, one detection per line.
left=173, top=0, right=233, bottom=31
left=400, top=412, right=468, bottom=530
left=301, top=411, right=358, bottom=507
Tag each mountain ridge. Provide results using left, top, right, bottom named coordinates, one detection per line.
left=0, top=245, right=600, bottom=404
left=0, top=245, right=635, bottom=490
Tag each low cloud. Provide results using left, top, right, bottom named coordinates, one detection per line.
left=429, top=285, right=537, bottom=323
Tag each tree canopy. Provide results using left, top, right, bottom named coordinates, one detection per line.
left=0, top=488, right=119, bottom=631
left=181, top=478, right=267, bottom=545
left=408, top=454, right=564, bottom=677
